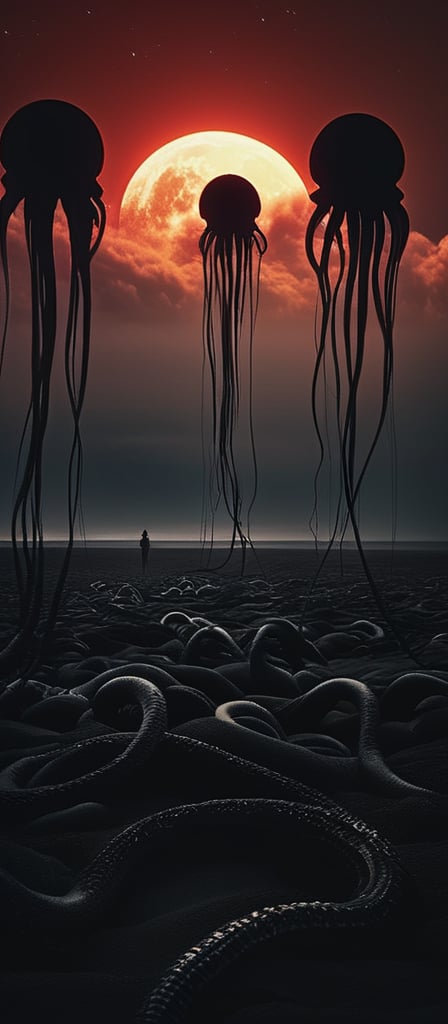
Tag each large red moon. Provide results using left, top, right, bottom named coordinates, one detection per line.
left=119, top=130, right=310, bottom=253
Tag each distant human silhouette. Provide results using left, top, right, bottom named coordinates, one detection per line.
left=140, top=529, right=150, bottom=573
left=305, top=113, right=409, bottom=609
left=198, top=174, right=267, bottom=573
left=0, top=99, right=105, bottom=668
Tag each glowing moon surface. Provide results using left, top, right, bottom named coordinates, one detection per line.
left=119, top=130, right=309, bottom=246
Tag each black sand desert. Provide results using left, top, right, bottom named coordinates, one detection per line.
left=1, top=544, right=448, bottom=1022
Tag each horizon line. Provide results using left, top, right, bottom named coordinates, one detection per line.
left=1, top=538, right=448, bottom=548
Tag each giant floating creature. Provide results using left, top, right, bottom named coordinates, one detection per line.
left=0, top=99, right=105, bottom=669
left=305, top=112, right=409, bottom=606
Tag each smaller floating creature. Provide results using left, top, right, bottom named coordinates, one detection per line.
left=199, top=174, right=267, bottom=573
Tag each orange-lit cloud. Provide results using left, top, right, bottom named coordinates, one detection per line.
left=399, top=232, right=448, bottom=317
left=4, top=199, right=448, bottom=328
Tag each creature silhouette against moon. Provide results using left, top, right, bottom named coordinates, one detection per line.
left=0, top=98, right=105, bottom=668
left=198, top=173, right=267, bottom=571
left=305, top=113, right=409, bottom=613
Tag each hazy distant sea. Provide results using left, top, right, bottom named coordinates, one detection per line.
left=1, top=539, right=447, bottom=550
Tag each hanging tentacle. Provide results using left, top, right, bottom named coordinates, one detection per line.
left=45, top=194, right=106, bottom=636
left=305, top=203, right=346, bottom=549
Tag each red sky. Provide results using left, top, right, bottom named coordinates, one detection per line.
left=2, top=2, right=447, bottom=240
left=0, top=1, right=447, bottom=541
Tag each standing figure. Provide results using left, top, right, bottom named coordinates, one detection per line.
left=199, top=174, right=267, bottom=573
left=140, top=529, right=150, bottom=574
left=305, top=113, right=409, bottom=612
left=0, top=99, right=105, bottom=670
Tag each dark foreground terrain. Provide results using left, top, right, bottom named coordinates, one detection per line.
left=1, top=546, right=447, bottom=1022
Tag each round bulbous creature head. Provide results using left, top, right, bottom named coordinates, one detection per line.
left=0, top=98, right=104, bottom=200
left=309, top=113, right=405, bottom=209
left=199, top=174, right=262, bottom=236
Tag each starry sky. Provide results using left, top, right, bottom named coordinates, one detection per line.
left=1, top=0, right=448, bottom=542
